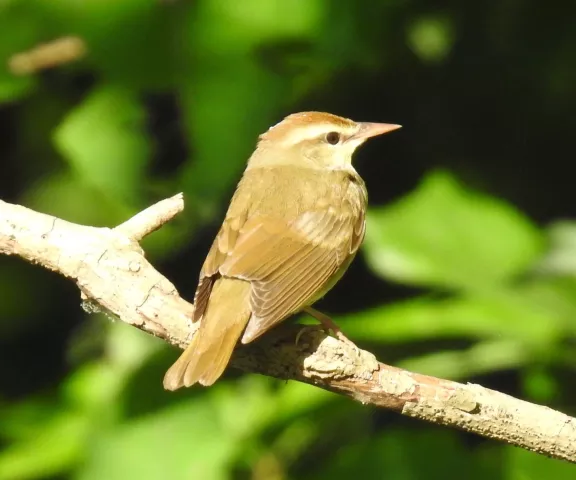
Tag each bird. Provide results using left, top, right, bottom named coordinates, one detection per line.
left=163, top=111, right=401, bottom=390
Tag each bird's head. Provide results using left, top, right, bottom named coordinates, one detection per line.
left=249, top=111, right=401, bottom=170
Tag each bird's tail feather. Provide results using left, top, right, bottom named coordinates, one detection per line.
left=163, top=278, right=252, bottom=390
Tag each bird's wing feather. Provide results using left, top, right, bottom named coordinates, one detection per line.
left=193, top=214, right=246, bottom=322
left=221, top=207, right=362, bottom=342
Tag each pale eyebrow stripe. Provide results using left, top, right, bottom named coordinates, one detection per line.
left=280, top=124, right=355, bottom=146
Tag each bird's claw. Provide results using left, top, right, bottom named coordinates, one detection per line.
left=295, top=324, right=329, bottom=347
left=295, top=320, right=361, bottom=359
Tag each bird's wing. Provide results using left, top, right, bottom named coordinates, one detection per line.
left=193, top=213, right=246, bottom=323
left=215, top=205, right=364, bottom=343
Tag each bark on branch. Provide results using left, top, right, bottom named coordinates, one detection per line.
left=0, top=196, right=574, bottom=464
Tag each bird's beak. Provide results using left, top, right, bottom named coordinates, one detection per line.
left=351, top=122, right=402, bottom=142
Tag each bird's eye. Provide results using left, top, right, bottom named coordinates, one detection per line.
left=325, top=131, right=341, bottom=145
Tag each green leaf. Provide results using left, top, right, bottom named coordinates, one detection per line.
left=407, top=15, right=455, bottom=63
left=53, top=85, right=150, bottom=204
left=76, top=400, right=235, bottom=480
left=188, top=0, right=324, bottom=55
left=364, top=171, right=543, bottom=289
left=504, top=445, right=576, bottom=480
left=177, top=0, right=329, bottom=218
left=521, top=366, right=560, bottom=404
left=23, top=172, right=131, bottom=226
left=398, top=339, right=530, bottom=379
left=0, top=411, right=89, bottom=480
left=520, top=277, right=576, bottom=336
left=534, top=221, right=576, bottom=276
left=178, top=64, right=285, bottom=218
left=0, top=399, right=58, bottom=442
left=307, top=429, right=493, bottom=480
left=0, top=74, right=35, bottom=105
left=338, top=293, right=560, bottom=344
left=0, top=2, right=40, bottom=104
left=77, top=378, right=280, bottom=480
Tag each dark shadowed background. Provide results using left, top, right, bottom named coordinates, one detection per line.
left=0, top=1, right=575, bottom=479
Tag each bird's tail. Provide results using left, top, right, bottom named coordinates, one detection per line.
left=163, top=278, right=252, bottom=390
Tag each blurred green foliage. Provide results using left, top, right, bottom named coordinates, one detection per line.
left=1, top=0, right=575, bottom=479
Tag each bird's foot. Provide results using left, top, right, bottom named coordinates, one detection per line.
left=303, top=306, right=361, bottom=357
left=295, top=324, right=329, bottom=348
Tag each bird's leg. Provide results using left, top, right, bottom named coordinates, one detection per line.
left=301, top=306, right=361, bottom=356
left=294, top=323, right=327, bottom=347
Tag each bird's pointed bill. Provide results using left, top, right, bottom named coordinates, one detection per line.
left=352, top=122, right=402, bottom=141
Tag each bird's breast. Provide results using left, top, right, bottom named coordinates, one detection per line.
left=239, top=166, right=366, bottom=214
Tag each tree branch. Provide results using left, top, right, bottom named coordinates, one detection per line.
left=1, top=197, right=574, bottom=463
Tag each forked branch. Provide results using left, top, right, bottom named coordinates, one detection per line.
left=0, top=196, right=574, bottom=463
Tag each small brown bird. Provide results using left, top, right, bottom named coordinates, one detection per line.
left=163, top=111, right=400, bottom=390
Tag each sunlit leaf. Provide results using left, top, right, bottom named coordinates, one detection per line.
left=77, top=380, right=280, bottom=480
left=63, top=322, right=164, bottom=414
left=398, top=339, right=530, bottom=379
left=519, top=277, right=576, bottom=336
left=364, top=171, right=543, bottom=289
left=23, top=172, right=131, bottom=225
left=534, top=221, right=576, bottom=276
left=407, top=15, right=455, bottom=63
left=338, top=292, right=560, bottom=344
left=0, top=399, right=58, bottom=442
left=178, top=66, right=284, bottom=219
left=76, top=400, right=234, bottom=480
left=0, top=412, right=89, bottom=480
left=177, top=0, right=327, bottom=218
left=53, top=85, right=150, bottom=204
